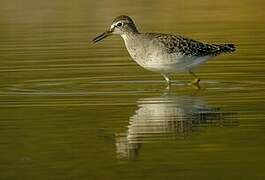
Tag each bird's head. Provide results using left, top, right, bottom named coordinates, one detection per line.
left=92, top=15, right=138, bottom=43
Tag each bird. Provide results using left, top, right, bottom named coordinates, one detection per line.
left=92, top=15, right=235, bottom=88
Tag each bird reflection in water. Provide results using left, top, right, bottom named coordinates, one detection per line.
left=115, top=91, right=237, bottom=160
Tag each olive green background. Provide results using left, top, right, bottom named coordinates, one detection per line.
left=0, top=0, right=264, bottom=179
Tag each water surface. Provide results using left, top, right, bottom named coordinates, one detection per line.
left=0, top=0, right=265, bottom=179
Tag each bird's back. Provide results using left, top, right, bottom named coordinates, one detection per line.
left=123, top=32, right=235, bottom=73
left=144, top=33, right=235, bottom=56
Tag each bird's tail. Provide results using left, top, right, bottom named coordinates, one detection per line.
left=216, top=44, right=236, bottom=53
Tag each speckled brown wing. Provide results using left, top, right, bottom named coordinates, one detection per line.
left=147, top=33, right=235, bottom=56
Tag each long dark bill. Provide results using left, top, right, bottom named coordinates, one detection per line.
left=92, top=30, right=112, bottom=44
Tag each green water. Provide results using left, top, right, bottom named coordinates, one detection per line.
left=0, top=0, right=265, bottom=179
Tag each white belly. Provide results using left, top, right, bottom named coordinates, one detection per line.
left=131, top=50, right=212, bottom=73
left=124, top=35, right=212, bottom=74
left=146, top=55, right=211, bottom=73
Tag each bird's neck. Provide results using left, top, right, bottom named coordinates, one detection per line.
left=121, top=31, right=140, bottom=42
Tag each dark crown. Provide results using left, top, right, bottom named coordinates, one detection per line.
left=113, top=15, right=134, bottom=24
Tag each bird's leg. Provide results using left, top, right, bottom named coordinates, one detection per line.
left=189, top=70, right=200, bottom=86
left=162, top=74, right=171, bottom=88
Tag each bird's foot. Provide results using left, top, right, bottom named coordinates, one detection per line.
left=191, top=78, right=200, bottom=89
left=192, top=78, right=200, bottom=84
left=165, top=82, right=171, bottom=90
left=167, top=83, right=171, bottom=87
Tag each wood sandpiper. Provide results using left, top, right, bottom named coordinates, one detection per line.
left=92, top=15, right=236, bottom=88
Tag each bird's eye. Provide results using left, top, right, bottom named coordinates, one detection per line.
left=117, top=22, right=122, bottom=27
